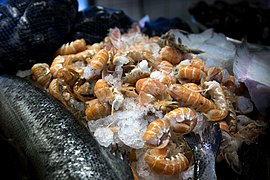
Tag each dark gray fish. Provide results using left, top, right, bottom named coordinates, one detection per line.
left=184, top=123, right=222, bottom=180
left=0, top=75, right=134, bottom=180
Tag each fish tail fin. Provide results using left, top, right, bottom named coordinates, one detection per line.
left=184, top=122, right=222, bottom=155
left=183, top=131, right=201, bottom=151
left=202, top=122, right=222, bottom=155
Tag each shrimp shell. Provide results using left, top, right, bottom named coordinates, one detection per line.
left=48, top=78, right=67, bottom=106
left=144, top=146, right=189, bottom=175
left=159, top=46, right=184, bottom=65
left=150, top=71, right=176, bottom=85
left=157, top=60, right=174, bottom=74
left=123, top=70, right=150, bottom=84
left=218, top=121, right=229, bottom=133
left=55, top=39, right=87, bottom=55
left=175, top=65, right=205, bottom=83
left=85, top=99, right=111, bottom=121
left=164, top=107, right=197, bottom=134
left=88, top=49, right=109, bottom=70
left=136, top=78, right=169, bottom=100
left=50, top=55, right=65, bottom=77
left=137, top=91, right=157, bottom=105
left=190, top=57, right=205, bottom=71
left=206, top=67, right=223, bottom=82
left=108, top=27, right=122, bottom=49
left=153, top=100, right=179, bottom=114
left=73, top=80, right=92, bottom=102
left=169, top=84, right=216, bottom=113
left=93, top=79, right=114, bottom=104
left=56, top=67, right=80, bottom=88
left=31, top=63, right=53, bottom=88
left=182, top=82, right=201, bottom=92
left=62, top=51, right=92, bottom=66
left=127, top=50, right=145, bottom=62
left=112, top=50, right=130, bottom=66
left=120, top=85, right=138, bottom=98
left=204, top=81, right=229, bottom=121
left=143, top=119, right=171, bottom=148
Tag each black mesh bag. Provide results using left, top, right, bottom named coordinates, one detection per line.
left=0, top=0, right=78, bottom=74
left=0, top=2, right=134, bottom=74
left=72, top=5, right=134, bottom=45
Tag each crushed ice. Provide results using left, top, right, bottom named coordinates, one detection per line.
left=94, top=127, right=114, bottom=147
left=88, top=98, right=159, bottom=149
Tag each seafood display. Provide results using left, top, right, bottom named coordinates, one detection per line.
left=31, top=27, right=267, bottom=179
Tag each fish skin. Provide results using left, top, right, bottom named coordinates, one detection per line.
left=234, top=41, right=270, bottom=116
left=184, top=123, right=222, bottom=180
left=0, top=75, right=134, bottom=180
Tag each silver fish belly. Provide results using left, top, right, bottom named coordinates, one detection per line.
left=0, top=75, right=133, bottom=180
left=184, top=123, right=222, bottom=180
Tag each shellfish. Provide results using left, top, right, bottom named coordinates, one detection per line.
left=85, top=99, right=111, bottom=121
left=144, top=145, right=189, bottom=175
left=169, top=83, right=216, bottom=113
left=31, top=63, right=53, bottom=88
left=143, top=119, right=171, bottom=148
left=164, top=107, right=197, bottom=135
left=55, top=39, right=87, bottom=55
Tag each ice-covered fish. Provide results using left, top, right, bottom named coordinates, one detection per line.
left=233, top=41, right=270, bottom=116
left=184, top=123, right=222, bottom=180
left=0, top=75, right=134, bottom=180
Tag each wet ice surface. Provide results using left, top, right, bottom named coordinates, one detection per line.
left=88, top=98, right=160, bottom=149
left=94, top=127, right=114, bottom=147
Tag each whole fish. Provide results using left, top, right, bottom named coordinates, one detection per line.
left=184, top=123, right=222, bottom=180
left=233, top=41, right=270, bottom=116
left=0, top=75, right=134, bottom=180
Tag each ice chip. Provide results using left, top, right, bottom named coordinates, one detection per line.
left=150, top=71, right=162, bottom=80
left=181, top=165, right=194, bottom=180
left=113, top=55, right=129, bottom=65
left=138, top=60, right=149, bottom=71
left=117, top=107, right=148, bottom=149
left=83, top=65, right=100, bottom=80
left=94, top=127, right=114, bottom=147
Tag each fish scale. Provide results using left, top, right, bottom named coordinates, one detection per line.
left=184, top=123, right=222, bottom=180
left=0, top=75, right=133, bottom=180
